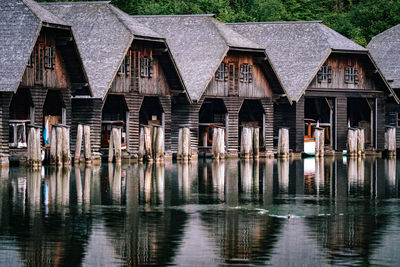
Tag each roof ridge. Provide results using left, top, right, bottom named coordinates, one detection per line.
left=227, top=20, right=322, bottom=25
left=24, top=0, right=70, bottom=26
left=132, top=14, right=215, bottom=18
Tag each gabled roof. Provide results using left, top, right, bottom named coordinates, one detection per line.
left=134, top=15, right=267, bottom=102
left=41, top=1, right=165, bottom=99
left=368, top=24, right=400, bottom=90
left=230, top=21, right=368, bottom=102
left=0, top=0, right=70, bottom=93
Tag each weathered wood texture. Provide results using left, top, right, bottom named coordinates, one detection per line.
left=309, top=54, right=378, bottom=90
left=0, top=93, right=12, bottom=157
left=224, top=97, right=242, bottom=155
left=71, top=98, right=102, bottom=155
left=260, top=98, right=274, bottom=151
left=204, top=53, right=273, bottom=98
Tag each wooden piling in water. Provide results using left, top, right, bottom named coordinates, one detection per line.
left=83, top=125, right=91, bottom=164
left=357, top=128, right=365, bottom=157
left=314, top=127, right=324, bottom=157
left=386, top=126, right=396, bottom=157
left=108, top=127, right=114, bottom=163
left=253, top=127, right=259, bottom=159
left=154, top=126, right=164, bottom=162
left=139, top=127, right=145, bottom=162
left=144, top=126, right=153, bottom=161
left=347, top=127, right=357, bottom=157
left=62, top=126, right=71, bottom=165
left=56, top=126, right=63, bottom=166
left=240, top=127, right=251, bottom=159
left=50, top=126, right=57, bottom=165
left=277, top=128, right=289, bottom=158
left=74, top=124, right=83, bottom=163
left=181, top=127, right=191, bottom=161
left=218, top=128, right=225, bottom=159
left=113, top=127, right=122, bottom=164
left=177, top=128, right=183, bottom=160
left=212, top=127, right=224, bottom=159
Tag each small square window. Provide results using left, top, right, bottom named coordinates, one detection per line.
left=317, top=65, right=332, bottom=83
left=345, top=66, right=359, bottom=84
left=140, top=57, right=153, bottom=78
left=118, top=55, right=130, bottom=75
left=215, top=62, right=228, bottom=81
left=240, top=63, right=253, bottom=83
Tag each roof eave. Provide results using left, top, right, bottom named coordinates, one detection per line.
left=331, top=49, right=368, bottom=54
left=228, top=46, right=265, bottom=53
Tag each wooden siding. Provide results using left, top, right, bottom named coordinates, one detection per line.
left=377, top=97, right=385, bottom=150
left=0, top=93, right=13, bottom=156
left=309, top=54, right=378, bottom=90
left=260, top=98, right=274, bottom=151
left=20, top=31, right=69, bottom=89
left=335, top=96, right=347, bottom=151
left=204, top=53, right=273, bottom=98
left=71, top=98, right=103, bottom=154
left=125, top=93, right=143, bottom=155
left=110, top=45, right=170, bottom=96
left=224, top=97, right=242, bottom=155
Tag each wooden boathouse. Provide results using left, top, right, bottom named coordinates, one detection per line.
left=368, top=24, right=400, bottom=149
left=232, top=21, right=399, bottom=155
left=0, top=0, right=89, bottom=166
left=136, top=15, right=285, bottom=158
left=42, top=2, right=187, bottom=161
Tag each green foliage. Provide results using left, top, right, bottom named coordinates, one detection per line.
left=38, top=0, right=400, bottom=46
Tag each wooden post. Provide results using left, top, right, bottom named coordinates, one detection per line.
left=108, top=127, right=114, bottom=163
left=212, top=128, right=220, bottom=159
left=386, top=126, right=396, bottom=157
left=138, top=127, right=145, bottom=162
left=277, top=128, right=289, bottom=158
left=62, top=126, right=71, bottom=165
left=347, top=127, right=357, bottom=157
left=218, top=128, right=225, bottom=159
left=83, top=125, right=91, bottom=164
left=49, top=126, right=57, bottom=165
left=253, top=127, right=259, bottom=159
left=27, top=126, right=34, bottom=166
left=113, top=127, right=122, bottom=164
left=144, top=126, right=152, bottom=161
left=56, top=126, right=63, bottom=166
left=357, top=128, right=365, bottom=157
left=32, top=127, right=41, bottom=168
left=202, top=131, right=208, bottom=148
left=74, top=124, right=83, bottom=163
left=314, top=127, right=324, bottom=157
left=154, top=126, right=164, bottom=162
left=177, top=128, right=183, bottom=160
left=182, top=127, right=190, bottom=161
left=240, top=127, right=251, bottom=159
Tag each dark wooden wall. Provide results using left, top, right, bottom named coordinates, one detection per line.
left=0, top=93, right=13, bottom=157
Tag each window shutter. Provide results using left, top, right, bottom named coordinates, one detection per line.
left=345, top=67, right=350, bottom=83
left=224, top=63, right=228, bottom=81
left=327, top=66, right=332, bottom=83
left=354, top=68, right=359, bottom=84
left=140, top=57, right=145, bottom=77
left=149, top=58, right=153, bottom=77
left=249, top=65, right=253, bottom=83
left=317, top=68, right=323, bottom=83
left=125, top=55, right=130, bottom=74
left=240, top=64, right=244, bottom=82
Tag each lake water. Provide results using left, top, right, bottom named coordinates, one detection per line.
left=0, top=157, right=399, bottom=266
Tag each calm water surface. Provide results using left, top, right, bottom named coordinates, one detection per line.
left=0, top=157, right=399, bottom=266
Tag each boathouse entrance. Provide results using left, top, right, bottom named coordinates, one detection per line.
left=139, top=96, right=164, bottom=127
left=198, top=98, right=227, bottom=149
left=101, top=94, right=128, bottom=148
left=347, top=98, right=375, bottom=148
left=43, top=90, right=65, bottom=147
left=304, top=97, right=335, bottom=148
left=9, top=88, right=33, bottom=148
left=238, top=99, right=264, bottom=150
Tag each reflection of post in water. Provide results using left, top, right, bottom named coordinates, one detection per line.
left=225, top=160, right=239, bottom=207
left=108, top=163, right=122, bottom=204
left=75, top=166, right=83, bottom=205
left=314, top=157, right=324, bottom=196
left=140, top=162, right=165, bottom=204
left=178, top=161, right=190, bottom=201
left=240, top=159, right=252, bottom=193
left=348, top=157, right=365, bottom=194
left=384, top=158, right=396, bottom=195
left=155, top=162, right=165, bottom=204
left=253, top=160, right=259, bottom=196
left=277, top=158, right=289, bottom=192
left=212, top=160, right=225, bottom=201
left=26, top=169, right=41, bottom=213
left=263, top=158, right=274, bottom=205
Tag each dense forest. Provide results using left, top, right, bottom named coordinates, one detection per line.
left=38, top=0, right=400, bottom=46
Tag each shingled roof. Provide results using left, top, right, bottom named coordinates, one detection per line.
left=41, top=1, right=165, bottom=99
left=230, top=21, right=368, bottom=102
left=368, top=24, right=400, bottom=90
left=0, top=0, right=70, bottom=93
left=134, top=15, right=269, bottom=102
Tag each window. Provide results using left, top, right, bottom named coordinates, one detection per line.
left=215, top=62, right=228, bottom=81
left=345, top=66, right=359, bottom=84
left=240, top=63, right=253, bottom=83
left=35, top=44, right=43, bottom=84
left=27, top=51, right=34, bottom=68
left=317, top=65, right=332, bottom=83
left=118, top=55, right=131, bottom=75
left=140, top=57, right=153, bottom=78
left=44, top=46, right=55, bottom=69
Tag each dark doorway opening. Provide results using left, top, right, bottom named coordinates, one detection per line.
left=238, top=99, right=264, bottom=149
left=139, top=96, right=164, bottom=126
left=43, top=90, right=64, bottom=147
left=198, top=98, right=227, bottom=148
left=347, top=98, right=375, bottom=147
left=9, top=88, right=33, bottom=148
left=101, top=94, right=128, bottom=148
